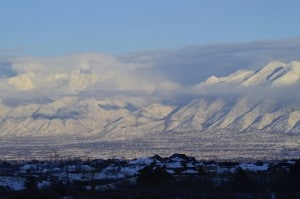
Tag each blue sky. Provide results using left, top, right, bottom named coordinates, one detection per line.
left=1, top=0, right=300, bottom=56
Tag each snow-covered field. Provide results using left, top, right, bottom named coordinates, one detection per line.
left=0, top=177, right=24, bottom=191
left=0, top=130, right=299, bottom=161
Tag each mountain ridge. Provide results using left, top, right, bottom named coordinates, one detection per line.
left=199, top=61, right=300, bottom=88
left=0, top=61, right=300, bottom=137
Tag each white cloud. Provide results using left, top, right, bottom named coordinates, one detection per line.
left=129, top=38, right=300, bottom=85
left=0, top=53, right=180, bottom=99
left=0, top=38, right=300, bottom=101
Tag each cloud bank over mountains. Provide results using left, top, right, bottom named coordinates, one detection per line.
left=1, top=38, right=300, bottom=101
left=0, top=53, right=181, bottom=99
left=0, top=39, right=300, bottom=137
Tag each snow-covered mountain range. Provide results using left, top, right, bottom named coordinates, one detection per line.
left=1, top=61, right=300, bottom=137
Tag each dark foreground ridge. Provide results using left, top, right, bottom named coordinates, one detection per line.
left=0, top=154, right=300, bottom=199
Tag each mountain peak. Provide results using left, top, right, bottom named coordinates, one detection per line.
left=8, top=74, right=34, bottom=90
left=199, top=61, right=300, bottom=88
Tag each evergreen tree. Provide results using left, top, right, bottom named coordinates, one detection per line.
left=24, top=175, right=38, bottom=191
left=137, top=165, right=173, bottom=188
left=49, top=177, right=67, bottom=195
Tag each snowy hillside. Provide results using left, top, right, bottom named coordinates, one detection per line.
left=0, top=61, right=300, bottom=138
left=1, top=95, right=300, bottom=137
left=199, top=61, right=300, bottom=87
